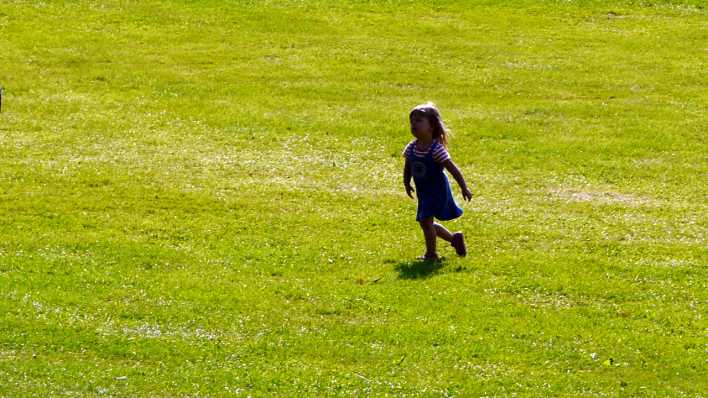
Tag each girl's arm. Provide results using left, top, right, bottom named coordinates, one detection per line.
left=403, top=158, right=414, bottom=198
left=442, top=159, right=472, bottom=201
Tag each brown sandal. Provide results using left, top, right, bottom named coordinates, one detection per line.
left=451, top=233, right=467, bottom=257
left=416, top=254, right=441, bottom=262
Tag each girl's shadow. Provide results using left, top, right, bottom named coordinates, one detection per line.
left=394, top=258, right=446, bottom=280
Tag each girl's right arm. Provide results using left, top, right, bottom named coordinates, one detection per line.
left=403, top=158, right=414, bottom=198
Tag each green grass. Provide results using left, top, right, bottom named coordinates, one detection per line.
left=1, top=1, right=706, bottom=396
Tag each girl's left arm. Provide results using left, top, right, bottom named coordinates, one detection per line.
left=442, top=160, right=473, bottom=201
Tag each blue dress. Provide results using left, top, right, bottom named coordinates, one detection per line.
left=407, top=141, right=463, bottom=222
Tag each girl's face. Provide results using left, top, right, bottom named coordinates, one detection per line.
left=410, top=113, right=433, bottom=140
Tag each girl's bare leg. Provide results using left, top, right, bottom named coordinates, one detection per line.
left=433, top=223, right=454, bottom=242
left=419, top=217, right=437, bottom=257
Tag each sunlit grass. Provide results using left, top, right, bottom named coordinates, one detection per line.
left=0, top=1, right=706, bottom=396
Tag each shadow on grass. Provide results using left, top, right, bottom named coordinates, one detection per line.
left=394, top=258, right=446, bottom=280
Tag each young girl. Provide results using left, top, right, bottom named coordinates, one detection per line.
left=403, top=102, right=472, bottom=261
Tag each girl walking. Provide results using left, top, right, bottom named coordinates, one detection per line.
left=403, top=102, right=472, bottom=261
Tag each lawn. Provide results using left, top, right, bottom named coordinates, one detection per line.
left=0, top=1, right=706, bottom=396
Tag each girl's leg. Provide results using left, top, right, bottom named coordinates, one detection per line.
left=433, top=223, right=454, bottom=242
left=436, top=222, right=467, bottom=257
left=418, top=217, right=437, bottom=257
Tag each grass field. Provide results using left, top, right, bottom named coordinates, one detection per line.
left=1, top=1, right=706, bottom=396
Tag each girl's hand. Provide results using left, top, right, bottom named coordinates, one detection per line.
left=405, top=183, right=415, bottom=199
left=462, top=186, right=473, bottom=201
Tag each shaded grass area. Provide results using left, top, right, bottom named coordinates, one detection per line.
left=1, top=0, right=706, bottom=396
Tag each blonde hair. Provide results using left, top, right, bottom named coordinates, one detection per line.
left=409, top=102, right=450, bottom=147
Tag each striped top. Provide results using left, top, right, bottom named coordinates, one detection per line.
left=403, top=139, right=451, bottom=163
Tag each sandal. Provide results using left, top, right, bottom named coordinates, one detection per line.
left=416, top=254, right=441, bottom=262
left=451, top=232, right=467, bottom=257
